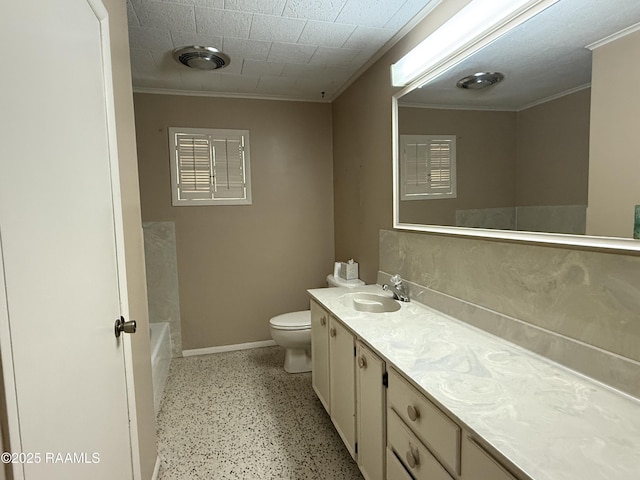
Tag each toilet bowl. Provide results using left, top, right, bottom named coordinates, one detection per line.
left=269, top=274, right=364, bottom=373
left=270, top=311, right=312, bottom=373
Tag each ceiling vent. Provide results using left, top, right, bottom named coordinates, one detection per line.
left=173, top=46, right=230, bottom=71
left=456, top=72, right=504, bottom=90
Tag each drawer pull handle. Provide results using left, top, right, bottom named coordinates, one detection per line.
left=358, top=355, right=368, bottom=369
left=320, top=316, right=326, bottom=326
left=330, top=327, right=336, bottom=337
left=405, top=445, right=420, bottom=469
left=407, top=405, right=420, bottom=422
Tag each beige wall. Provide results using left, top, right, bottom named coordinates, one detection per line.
left=332, top=0, right=472, bottom=284
left=517, top=88, right=590, bottom=206
left=398, top=107, right=517, bottom=225
left=135, top=94, right=335, bottom=350
left=104, top=0, right=157, bottom=478
left=587, top=30, right=640, bottom=237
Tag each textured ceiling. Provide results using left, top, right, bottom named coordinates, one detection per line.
left=399, top=0, right=640, bottom=110
left=127, top=0, right=440, bottom=101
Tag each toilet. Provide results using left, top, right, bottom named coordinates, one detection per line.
left=269, top=274, right=364, bottom=373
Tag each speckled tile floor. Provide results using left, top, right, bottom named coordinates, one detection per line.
left=156, top=346, right=364, bottom=480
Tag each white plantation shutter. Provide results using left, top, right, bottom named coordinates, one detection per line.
left=175, top=134, right=213, bottom=200
left=400, top=135, right=456, bottom=200
left=211, top=136, right=245, bottom=200
left=169, top=127, right=252, bottom=206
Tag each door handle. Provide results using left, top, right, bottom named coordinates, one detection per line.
left=114, top=316, right=137, bottom=338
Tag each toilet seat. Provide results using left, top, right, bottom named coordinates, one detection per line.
left=269, top=311, right=311, bottom=331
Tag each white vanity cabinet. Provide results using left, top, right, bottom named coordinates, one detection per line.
left=329, top=315, right=357, bottom=457
left=356, top=341, right=386, bottom=480
left=310, top=299, right=330, bottom=411
left=310, top=299, right=388, bottom=479
left=311, top=299, right=357, bottom=457
left=311, top=297, right=524, bottom=480
left=308, top=284, right=640, bottom=480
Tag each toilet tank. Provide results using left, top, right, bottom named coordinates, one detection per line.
left=326, top=274, right=365, bottom=288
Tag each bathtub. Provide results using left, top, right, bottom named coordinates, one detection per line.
left=150, top=322, right=172, bottom=415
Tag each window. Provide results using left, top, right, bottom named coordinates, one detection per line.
left=400, top=134, right=456, bottom=200
left=168, top=127, right=252, bottom=206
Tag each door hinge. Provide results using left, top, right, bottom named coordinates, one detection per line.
left=382, top=371, right=388, bottom=388
left=354, top=346, right=356, bottom=357
left=355, top=442, right=358, bottom=454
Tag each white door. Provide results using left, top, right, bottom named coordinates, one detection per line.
left=0, top=1, right=135, bottom=479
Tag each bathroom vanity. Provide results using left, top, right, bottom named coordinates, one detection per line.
left=308, top=284, right=640, bottom=480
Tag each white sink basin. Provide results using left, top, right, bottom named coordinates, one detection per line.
left=341, top=292, right=401, bottom=313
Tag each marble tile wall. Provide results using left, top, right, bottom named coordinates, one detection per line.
left=143, top=221, right=182, bottom=357
left=379, top=229, right=640, bottom=398
left=516, top=205, right=586, bottom=234
left=455, top=205, right=586, bottom=234
left=455, top=207, right=516, bottom=230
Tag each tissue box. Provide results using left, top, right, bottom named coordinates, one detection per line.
left=339, top=261, right=359, bottom=280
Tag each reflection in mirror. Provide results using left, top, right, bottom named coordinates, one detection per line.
left=398, top=88, right=590, bottom=234
left=393, top=0, right=640, bottom=244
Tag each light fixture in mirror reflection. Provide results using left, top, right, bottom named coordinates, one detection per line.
left=391, top=0, right=640, bottom=251
left=390, top=0, right=558, bottom=87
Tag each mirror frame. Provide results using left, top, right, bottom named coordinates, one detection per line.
left=392, top=86, right=640, bottom=253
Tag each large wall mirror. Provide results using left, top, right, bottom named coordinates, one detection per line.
left=392, top=0, right=640, bottom=251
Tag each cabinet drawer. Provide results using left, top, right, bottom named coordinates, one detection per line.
left=387, top=410, right=454, bottom=480
left=461, top=435, right=518, bottom=480
left=387, top=368, right=460, bottom=475
left=386, top=447, right=414, bottom=480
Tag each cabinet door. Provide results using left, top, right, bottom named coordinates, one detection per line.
left=329, top=316, right=356, bottom=458
left=311, top=300, right=330, bottom=413
left=357, top=342, right=386, bottom=480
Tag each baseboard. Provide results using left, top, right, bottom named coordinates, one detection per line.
left=182, top=340, right=277, bottom=357
left=151, top=455, right=160, bottom=480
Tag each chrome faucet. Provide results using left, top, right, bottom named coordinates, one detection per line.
left=382, top=274, right=410, bottom=302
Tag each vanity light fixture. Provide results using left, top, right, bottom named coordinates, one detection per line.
left=391, top=0, right=559, bottom=88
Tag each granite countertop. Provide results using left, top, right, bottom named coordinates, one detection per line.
left=307, top=284, right=640, bottom=480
